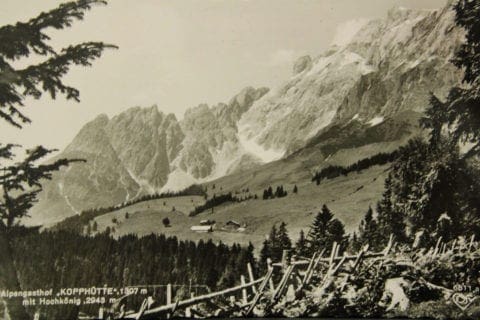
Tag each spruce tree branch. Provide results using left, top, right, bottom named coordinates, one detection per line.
left=17, top=42, right=118, bottom=101
left=0, top=0, right=107, bottom=60
left=0, top=145, right=85, bottom=228
left=0, top=144, right=20, bottom=160
left=0, top=41, right=117, bottom=127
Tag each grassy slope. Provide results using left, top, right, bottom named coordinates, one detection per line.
left=92, top=164, right=388, bottom=254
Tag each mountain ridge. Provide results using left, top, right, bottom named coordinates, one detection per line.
left=30, top=3, right=464, bottom=225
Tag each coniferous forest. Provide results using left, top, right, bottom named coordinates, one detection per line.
left=9, top=227, right=255, bottom=319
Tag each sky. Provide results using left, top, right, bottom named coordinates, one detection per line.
left=1, top=0, right=446, bottom=151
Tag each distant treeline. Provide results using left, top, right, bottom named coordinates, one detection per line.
left=10, top=227, right=255, bottom=320
left=54, top=184, right=206, bottom=233
left=262, top=185, right=288, bottom=199
left=190, top=191, right=260, bottom=216
left=311, top=151, right=399, bottom=185
left=190, top=193, right=238, bottom=216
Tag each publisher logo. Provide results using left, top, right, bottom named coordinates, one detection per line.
left=452, top=292, right=478, bottom=311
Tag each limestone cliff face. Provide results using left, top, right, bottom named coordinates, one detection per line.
left=176, top=87, right=269, bottom=180
left=104, top=106, right=183, bottom=192
left=238, top=5, right=463, bottom=154
left=30, top=114, right=139, bottom=225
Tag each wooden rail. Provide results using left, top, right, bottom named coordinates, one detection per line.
left=123, top=277, right=265, bottom=319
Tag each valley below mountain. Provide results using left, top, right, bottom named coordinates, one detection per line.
left=31, top=4, right=464, bottom=244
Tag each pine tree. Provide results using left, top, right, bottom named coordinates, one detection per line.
left=295, top=229, right=308, bottom=257
left=306, top=204, right=342, bottom=254
left=327, top=219, right=345, bottom=246
left=258, top=238, right=272, bottom=273
left=0, top=2, right=115, bottom=318
left=358, top=206, right=379, bottom=249
left=442, top=0, right=480, bottom=157
left=373, top=133, right=480, bottom=245
left=376, top=176, right=406, bottom=244
left=293, top=184, right=298, bottom=194
left=162, top=217, right=170, bottom=227
left=267, top=224, right=278, bottom=256
left=262, top=189, right=268, bottom=200
left=276, top=222, right=292, bottom=252
left=348, top=232, right=362, bottom=253
left=267, top=186, right=273, bottom=199
left=420, top=94, right=448, bottom=148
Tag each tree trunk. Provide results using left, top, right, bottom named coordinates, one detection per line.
left=0, top=225, right=30, bottom=320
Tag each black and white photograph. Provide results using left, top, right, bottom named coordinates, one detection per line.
left=1, top=0, right=480, bottom=319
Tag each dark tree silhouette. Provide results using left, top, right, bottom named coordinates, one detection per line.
left=258, top=222, right=292, bottom=273
left=306, top=205, right=345, bottom=255
left=439, top=0, right=480, bottom=157
left=162, top=217, right=170, bottom=227
left=0, top=1, right=116, bottom=319
left=312, top=151, right=398, bottom=185
left=0, top=0, right=117, bottom=128
left=295, top=229, right=308, bottom=257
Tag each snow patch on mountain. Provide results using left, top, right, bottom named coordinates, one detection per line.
left=126, top=168, right=157, bottom=195
left=161, top=168, right=198, bottom=192
left=208, top=142, right=244, bottom=179
left=238, top=129, right=284, bottom=163
left=368, top=116, right=385, bottom=127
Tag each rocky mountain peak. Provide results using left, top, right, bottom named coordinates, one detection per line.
left=238, top=4, right=463, bottom=153
left=293, top=55, right=313, bottom=75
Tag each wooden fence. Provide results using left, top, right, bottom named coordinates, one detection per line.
left=91, top=235, right=392, bottom=319
left=94, top=234, right=477, bottom=319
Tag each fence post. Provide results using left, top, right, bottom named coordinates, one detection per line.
left=190, top=292, right=196, bottom=313
left=383, top=234, right=393, bottom=256
left=267, top=258, right=275, bottom=291
left=272, top=264, right=295, bottom=302
left=281, top=249, right=290, bottom=271
left=247, top=263, right=257, bottom=293
left=433, top=237, right=442, bottom=256
left=241, top=275, right=248, bottom=304
left=245, top=264, right=275, bottom=316
left=166, top=283, right=172, bottom=305
left=451, top=239, right=457, bottom=252
left=334, top=242, right=340, bottom=258
left=329, top=242, right=337, bottom=268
